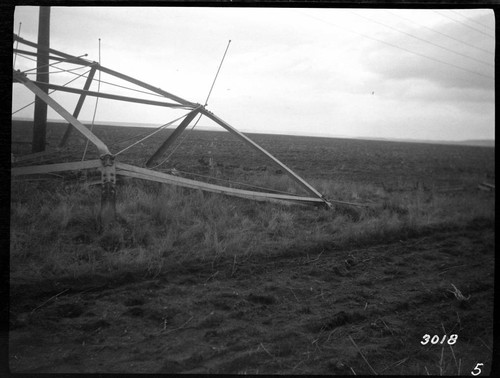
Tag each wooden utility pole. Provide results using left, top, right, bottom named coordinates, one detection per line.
left=32, top=6, right=50, bottom=153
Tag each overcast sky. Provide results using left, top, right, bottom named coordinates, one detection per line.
left=12, top=6, right=495, bottom=141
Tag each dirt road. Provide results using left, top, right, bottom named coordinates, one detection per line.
left=9, top=221, right=494, bottom=374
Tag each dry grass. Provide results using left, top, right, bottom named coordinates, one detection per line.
left=10, top=172, right=494, bottom=284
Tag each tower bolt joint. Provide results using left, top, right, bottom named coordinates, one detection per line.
left=99, top=154, right=116, bottom=185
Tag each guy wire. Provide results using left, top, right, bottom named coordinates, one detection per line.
left=205, top=39, right=231, bottom=107
left=152, top=40, right=232, bottom=169
left=82, top=38, right=101, bottom=161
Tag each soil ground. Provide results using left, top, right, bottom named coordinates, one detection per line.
left=9, top=221, right=494, bottom=375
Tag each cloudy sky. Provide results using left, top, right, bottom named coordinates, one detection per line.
left=12, top=6, right=494, bottom=141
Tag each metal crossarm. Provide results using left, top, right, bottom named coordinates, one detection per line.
left=116, top=162, right=326, bottom=206
left=59, top=66, right=97, bottom=147
left=14, top=70, right=111, bottom=156
left=199, top=108, right=330, bottom=205
left=25, top=81, right=194, bottom=109
left=146, top=108, right=201, bottom=167
left=14, top=34, right=197, bottom=107
left=12, top=159, right=101, bottom=176
left=12, top=34, right=334, bottom=213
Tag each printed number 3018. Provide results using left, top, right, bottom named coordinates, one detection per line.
left=421, top=334, right=458, bottom=345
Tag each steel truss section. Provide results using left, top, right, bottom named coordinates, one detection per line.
left=116, top=162, right=326, bottom=206
left=11, top=159, right=101, bottom=176
left=16, top=80, right=194, bottom=110
left=12, top=34, right=332, bottom=209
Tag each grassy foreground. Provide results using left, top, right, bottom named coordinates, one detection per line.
left=10, top=174, right=494, bottom=284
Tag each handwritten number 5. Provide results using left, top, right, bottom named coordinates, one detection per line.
left=471, top=363, right=483, bottom=376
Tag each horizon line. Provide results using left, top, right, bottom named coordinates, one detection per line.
left=11, top=117, right=495, bottom=146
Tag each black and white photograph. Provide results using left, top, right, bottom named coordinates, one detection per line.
left=7, top=4, right=495, bottom=375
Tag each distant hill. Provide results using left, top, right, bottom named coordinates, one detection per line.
left=451, top=140, right=495, bottom=147
left=401, top=138, right=494, bottom=148
left=349, top=136, right=495, bottom=148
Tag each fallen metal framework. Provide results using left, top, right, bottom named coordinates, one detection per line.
left=12, top=34, right=332, bottom=225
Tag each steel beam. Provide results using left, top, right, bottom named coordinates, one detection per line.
left=14, top=70, right=110, bottom=156
left=145, top=108, right=200, bottom=168
left=25, top=80, right=191, bottom=109
left=14, top=34, right=91, bottom=66
left=14, top=34, right=197, bottom=107
left=11, top=159, right=101, bottom=176
left=13, top=48, right=73, bottom=63
left=116, top=162, right=325, bottom=206
left=199, top=108, right=330, bottom=206
left=59, top=66, right=97, bottom=147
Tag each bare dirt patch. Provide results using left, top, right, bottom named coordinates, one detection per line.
left=9, top=224, right=494, bottom=374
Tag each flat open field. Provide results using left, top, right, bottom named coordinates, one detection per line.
left=11, top=120, right=495, bottom=189
left=9, top=120, right=495, bottom=374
